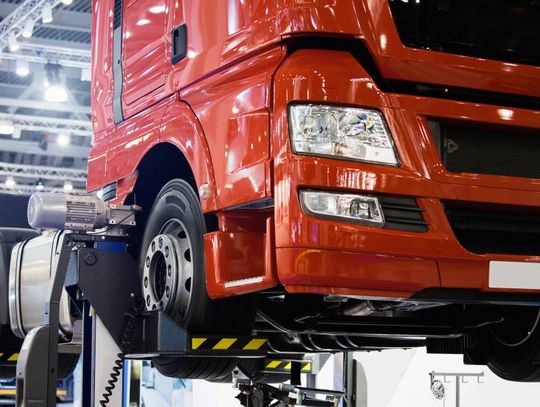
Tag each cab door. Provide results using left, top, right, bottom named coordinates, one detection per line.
left=122, top=0, right=168, bottom=106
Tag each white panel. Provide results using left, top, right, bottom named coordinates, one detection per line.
left=489, top=261, right=540, bottom=289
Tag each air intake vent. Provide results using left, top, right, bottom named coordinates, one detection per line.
left=380, top=196, right=428, bottom=233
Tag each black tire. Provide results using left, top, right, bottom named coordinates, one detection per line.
left=140, top=179, right=255, bottom=379
left=57, top=353, right=80, bottom=380
left=0, top=353, right=78, bottom=380
left=482, top=306, right=540, bottom=382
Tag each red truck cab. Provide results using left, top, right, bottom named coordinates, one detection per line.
left=89, top=0, right=540, bottom=382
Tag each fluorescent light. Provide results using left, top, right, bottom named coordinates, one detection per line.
left=57, top=133, right=70, bottom=146
left=5, top=177, right=16, bottom=188
left=42, top=4, right=53, bottom=23
left=16, top=60, right=29, bottom=77
left=44, top=84, right=68, bottom=102
left=63, top=182, right=73, bottom=192
left=22, top=19, right=34, bottom=38
left=0, top=119, right=14, bottom=135
left=8, top=33, right=19, bottom=52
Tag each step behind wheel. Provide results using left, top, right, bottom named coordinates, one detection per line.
left=213, top=355, right=304, bottom=384
left=239, top=355, right=305, bottom=384
left=482, top=306, right=540, bottom=382
left=140, top=179, right=255, bottom=380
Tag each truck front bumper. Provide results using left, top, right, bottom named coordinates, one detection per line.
left=272, top=49, right=540, bottom=300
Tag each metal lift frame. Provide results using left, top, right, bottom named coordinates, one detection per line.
left=13, top=230, right=356, bottom=407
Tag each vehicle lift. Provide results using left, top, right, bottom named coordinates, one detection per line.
left=13, top=202, right=351, bottom=406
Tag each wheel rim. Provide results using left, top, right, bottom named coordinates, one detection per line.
left=142, top=218, right=194, bottom=320
left=491, top=307, right=540, bottom=347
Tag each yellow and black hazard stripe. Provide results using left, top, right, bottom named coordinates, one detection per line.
left=190, top=337, right=268, bottom=352
left=262, top=359, right=312, bottom=374
left=0, top=352, right=19, bottom=363
left=0, top=389, right=67, bottom=397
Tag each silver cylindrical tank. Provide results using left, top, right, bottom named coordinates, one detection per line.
left=9, top=231, right=73, bottom=339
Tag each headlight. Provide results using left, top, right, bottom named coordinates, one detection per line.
left=289, top=104, right=399, bottom=166
left=299, top=190, right=384, bottom=227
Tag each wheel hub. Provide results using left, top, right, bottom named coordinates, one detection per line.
left=142, top=228, right=193, bottom=319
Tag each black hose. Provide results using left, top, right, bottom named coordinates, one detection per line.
left=99, top=353, right=124, bottom=407
left=99, top=300, right=143, bottom=406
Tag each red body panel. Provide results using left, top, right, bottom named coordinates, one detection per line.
left=89, top=1, right=540, bottom=299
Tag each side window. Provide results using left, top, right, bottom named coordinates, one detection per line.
left=122, top=0, right=167, bottom=105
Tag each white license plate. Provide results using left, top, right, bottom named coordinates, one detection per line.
left=489, top=261, right=540, bottom=289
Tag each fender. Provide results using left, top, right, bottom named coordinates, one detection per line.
left=159, top=96, right=218, bottom=213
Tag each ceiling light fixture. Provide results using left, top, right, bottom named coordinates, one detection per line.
left=16, top=60, right=30, bottom=77
left=5, top=177, right=16, bottom=188
left=57, top=133, right=70, bottom=146
left=35, top=180, right=44, bottom=191
left=8, top=33, right=19, bottom=52
left=22, top=19, right=35, bottom=38
left=0, top=119, right=14, bottom=135
left=63, top=182, right=73, bottom=192
left=42, top=4, right=53, bottom=23
left=60, top=0, right=73, bottom=5
left=44, top=63, right=68, bottom=103
left=80, top=68, right=91, bottom=82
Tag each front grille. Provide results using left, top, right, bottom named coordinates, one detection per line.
left=380, top=196, right=428, bottom=233
left=429, top=120, right=540, bottom=180
left=387, top=0, right=540, bottom=66
left=444, top=201, right=540, bottom=255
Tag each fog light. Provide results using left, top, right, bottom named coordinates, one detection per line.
left=299, top=190, right=384, bottom=227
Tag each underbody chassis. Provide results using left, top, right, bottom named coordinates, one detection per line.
left=14, top=228, right=521, bottom=406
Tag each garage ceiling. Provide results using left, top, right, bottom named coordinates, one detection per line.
left=0, top=0, right=91, bottom=195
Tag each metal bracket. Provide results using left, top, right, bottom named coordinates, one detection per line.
left=16, top=232, right=73, bottom=407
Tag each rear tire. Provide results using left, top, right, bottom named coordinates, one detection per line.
left=139, top=179, right=255, bottom=379
left=482, top=306, right=540, bottom=382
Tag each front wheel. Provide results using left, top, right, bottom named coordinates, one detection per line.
left=139, top=179, right=255, bottom=379
left=481, top=306, right=540, bottom=382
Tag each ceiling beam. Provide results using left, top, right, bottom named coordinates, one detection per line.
left=0, top=97, right=91, bottom=115
left=0, top=139, right=91, bottom=158
left=0, top=183, right=85, bottom=196
left=0, top=161, right=87, bottom=182
left=1, top=48, right=90, bottom=69
left=0, top=112, right=92, bottom=137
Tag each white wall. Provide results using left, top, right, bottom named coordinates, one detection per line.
left=348, top=348, right=540, bottom=407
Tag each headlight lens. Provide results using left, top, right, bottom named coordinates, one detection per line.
left=299, top=190, right=384, bottom=227
left=289, top=104, right=399, bottom=166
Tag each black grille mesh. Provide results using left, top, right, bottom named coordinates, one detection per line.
left=445, top=201, right=540, bottom=255
left=429, top=120, right=540, bottom=179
